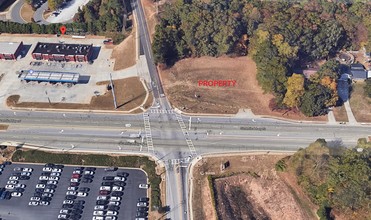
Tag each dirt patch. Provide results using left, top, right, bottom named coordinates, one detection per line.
left=332, top=105, right=348, bottom=122
left=191, top=154, right=318, bottom=220
left=7, top=77, right=151, bottom=112
left=111, top=15, right=137, bottom=70
left=160, top=56, right=327, bottom=121
left=0, top=124, right=9, bottom=130
left=0, top=146, right=16, bottom=164
left=350, top=82, right=371, bottom=122
left=20, top=3, right=34, bottom=23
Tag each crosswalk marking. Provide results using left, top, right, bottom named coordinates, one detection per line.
left=175, top=114, right=197, bottom=157
left=143, top=113, right=154, bottom=153
left=150, top=109, right=174, bottom=114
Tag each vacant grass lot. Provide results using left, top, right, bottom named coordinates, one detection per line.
left=332, top=105, right=348, bottom=122
left=350, top=82, right=371, bottom=122
left=12, top=149, right=162, bottom=210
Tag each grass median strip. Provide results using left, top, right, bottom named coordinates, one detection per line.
left=12, top=149, right=163, bottom=210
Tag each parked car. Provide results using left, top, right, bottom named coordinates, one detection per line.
left=58, top=214, right=70, bottom=219
left=104, top=167, right=117, bottom=172
left=137, top=202, right=148, bottom=207
left=96, top=195, right=108, bottom=200
left=47, top=180, right=58, bottom=185
left=103, top=176, right=114, bottom=180
left=96, top=200, right=108, bottom=205
left=13, top=167, right=22, bottom=172
left=7, top=180, right=18, bottom=185
left=49, top=176, right=59, bottom=181
left=14, top=184, right=25, bottom=188
left=65, top=195, right=77, bottom=200
left=139, top=184, right=149, bottom=189
left=60, top=209, right=71, bottom=214
left=113, top=181, right=125, bottom=187
left=71, top=174, right=81, bottom=178
left=30, top=196, right=40, bottom=201
left=74, top=167, right=84, bottom=171
left=44, top=163, right=54, bottom=167
left=113, top=177, right=125, bottom=182
left=105, top=216, right=117, bottom=220
left=40, top=201, right=50, bottom=206
left=70, top=178, right=80, bottom=183
left=77, top=192, right=87, bottom=197
left=72, top=170, right=82, bottom=174
left=112, top=186, right=123, bottom=192
left=100, top=186, right=111, bottom=191
left=36, top=184, right=45, bottom=189
left=63, top=200, right=74, bottom=204
left=66, top=191, right=77, bottom=196
left=11, top=192, right=22, bottom=197
left=22, top=168, right=33, bottom=172
left=99, top=190, right=109, bottom=195
left=79, top=187, right=89, bottom=192
left=108, top=201, right=120, bottom=206
left=41, top=172, right=51, bottom=176
left=82, top=178, right=93, bottom=183
left=84, top=170, right=94, bottom=175
left=70, top=182, right=79, bottom=187
left=52, top=168, right=62, bottom=173
left=137, top=207, right=149, bottom=212
left=42, top=167, right=52, bottom=172
left=5, top=185, right=14, bottom=190
left=93, top=211, right=105, bottom=216
left=116, top=172, right=129, bottom=178
left=35, top=188, right=44, bottom=193
left=29, top=201, right=39, bottom=206
left=107, top=206, right=119, bottom=211
left=62, top=204, right=73, bottom=209
left=111, top=191, right=123, bottom=197
left=39, top=176, right=49, bottom=181
left=15, top=188, right=25, bottom=193
left=109, top=197, right=121, bottom=202
left=106, top=210, right=118, bottom=216
left=138, top=197, right=149, bottom=202
left=42, top=193, right=52, bottom=197
left=50, top=172, right=61, bottom=176
left=44, top=188, right=54, bottom=193
left=9, top=176, right=19, bottom=180
left=45, top=184, right=57, bottom=189
left=38, top=180, right=47, bottom=185
left=101, top=182, right=114, bottom=186
left=19, top=176, right=30, bottom=180
left=68, top=186, right=78, bottom=191
left=94, top=205, right=106, bottom=210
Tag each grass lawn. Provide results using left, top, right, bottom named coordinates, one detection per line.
left=332, top=105, right=348, bottom=122
left=349, top=82, right=371, bottom=122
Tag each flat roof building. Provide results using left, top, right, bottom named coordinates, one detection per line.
left=31, top=42, right=93, bottom=62
left=0, top=41, right=24, bottom=60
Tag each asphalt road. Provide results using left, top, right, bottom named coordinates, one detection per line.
left=10, top=0, right=26, bottom=23
left=0, top=163, right=147, bottom=220
left=33, top=2, right=49, bottom=24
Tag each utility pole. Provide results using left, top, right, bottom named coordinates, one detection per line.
left=45, top=90, right=51, bottom=105
left=109, top=73, right=117, bottom=109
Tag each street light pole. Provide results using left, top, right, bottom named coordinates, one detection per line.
left=109, top=73, right=117, bottom=109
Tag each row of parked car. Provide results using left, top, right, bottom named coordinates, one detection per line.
left=58, top=166, right=96, bottom=220
left=2, top=164, right=32, bottom=199
left=29, top=163, right=64, bottom=206
left=91, top=170, right=129, bottom=220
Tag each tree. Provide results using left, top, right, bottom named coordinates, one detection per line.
left=283, top=74, right=305, bottom=108
left=300, top=84, right=332, bottom=116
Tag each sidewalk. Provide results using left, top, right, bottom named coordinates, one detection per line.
left=343, top=101, right=358, bottom=125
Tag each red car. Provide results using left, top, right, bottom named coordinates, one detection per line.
left=99, top=190, right=109, bottom=195
left=71, top=174, right=81, bottom=178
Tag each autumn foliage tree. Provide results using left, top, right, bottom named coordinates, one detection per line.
left=283, top=74, right=305, bottom=108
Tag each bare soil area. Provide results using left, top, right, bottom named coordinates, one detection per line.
left=111, top=15, right=137, bottom=70
left=7, top=77, right=151, bottom=112
left=141, top=0, right=159, bottom=42
left=191, top=154, right=318, bottom=220
left=332, top=105, right=348, bottom=122
left=20, top=3, right=34, bottom=23
left=0, top=146, right=16, bottom=164
left=350, top=82, right=371, bottom=122
left=161, top=56, right=327, bottom=121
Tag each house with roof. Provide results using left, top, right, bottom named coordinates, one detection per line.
left=349, top=63, right=368, bottom=80
left=0, top=41, right=24, bottom=60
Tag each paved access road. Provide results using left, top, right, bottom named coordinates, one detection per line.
left=0, top=162, right=147, bottom=220
left=10, top=0, right=26, bottom=23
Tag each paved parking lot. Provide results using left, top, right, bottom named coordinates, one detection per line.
left=0, top=162, right=148, bottom=220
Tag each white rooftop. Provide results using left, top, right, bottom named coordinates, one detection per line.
left=0, top=42, right=22, bottom=54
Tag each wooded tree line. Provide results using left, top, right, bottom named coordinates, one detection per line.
left=152, top=0, right=371, bottom=116
left=283, top=139, right=371, bottom=220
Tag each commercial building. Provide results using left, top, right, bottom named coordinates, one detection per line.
left=0, top=41, right=24, bottom=60
left=31, top=42, right=93, bottom=62
left=20, top=70, right=80, bottom=84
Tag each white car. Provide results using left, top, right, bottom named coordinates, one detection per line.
left=47, top=180, right=58, bottom=185
left=60, top=209, right=71, bottom=214
left=109, top=196, right=121, bottom=202
left=13, top=167, right=22, bottom=171
left=50, top=172, right=61, bottom=176
left=92, top=217, right=105, bottom=220
left=21, top=172, right=31, bottom=176
left=39, top=176, right=49, bottom=180
left=42, top=167, right=52, bottom=172
left=72, top=170, right=82, bottom=174
left=30, top=196, right=40, bottom=201
left=139, top=184, right=149, bottom=189
left=84, top=170, right=94, bottom=175
left=14, top=184, right=25, bottom=188
left=58, top=214, right=69, bottom=219
left=52, top=168, right=62, bottom=173
left=106, top=217, right=117, bottom=220
left=49, top=176, right=59, bottom=181
left=11, top=192, right=22, bottom=197
left=94, top=205, right=105, bottom=210
left=5, top=185, right=15, bottom=190
left=77, top=192, right=87, bottom=197
left=63, top=200, right=74, bottom=204
left=70, top=178, right=79, bottom=183
left=9, top=176, right=19, bottom=181
left=93, top=211, right=105, bottom=216
left=67, top=186, right=78, bottom=191
left=96, top=195, right=108, bottom=200
left=113, top=177, right=125, bottom=181
left=40, top=201, right=50, bottom=206
left=99, top=186, right=111, bottom=191
left=44, top=188, right=54, bottom=193
left=7, top=180, right=18, bottom=185
left=29, top=201, right=39, bottom=206
left=36, top=184, right=45, bottom=189
left=108, top=201, right=120, bottom=206
left=106, top=211, right=118, bottom=216
left=137, top=202, right=148, bottom=207
left=66, top=191, right=77, bottom=196
left=23, top=168, right=33, bottom=172
left=112, top=186, right=123, bottom=192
